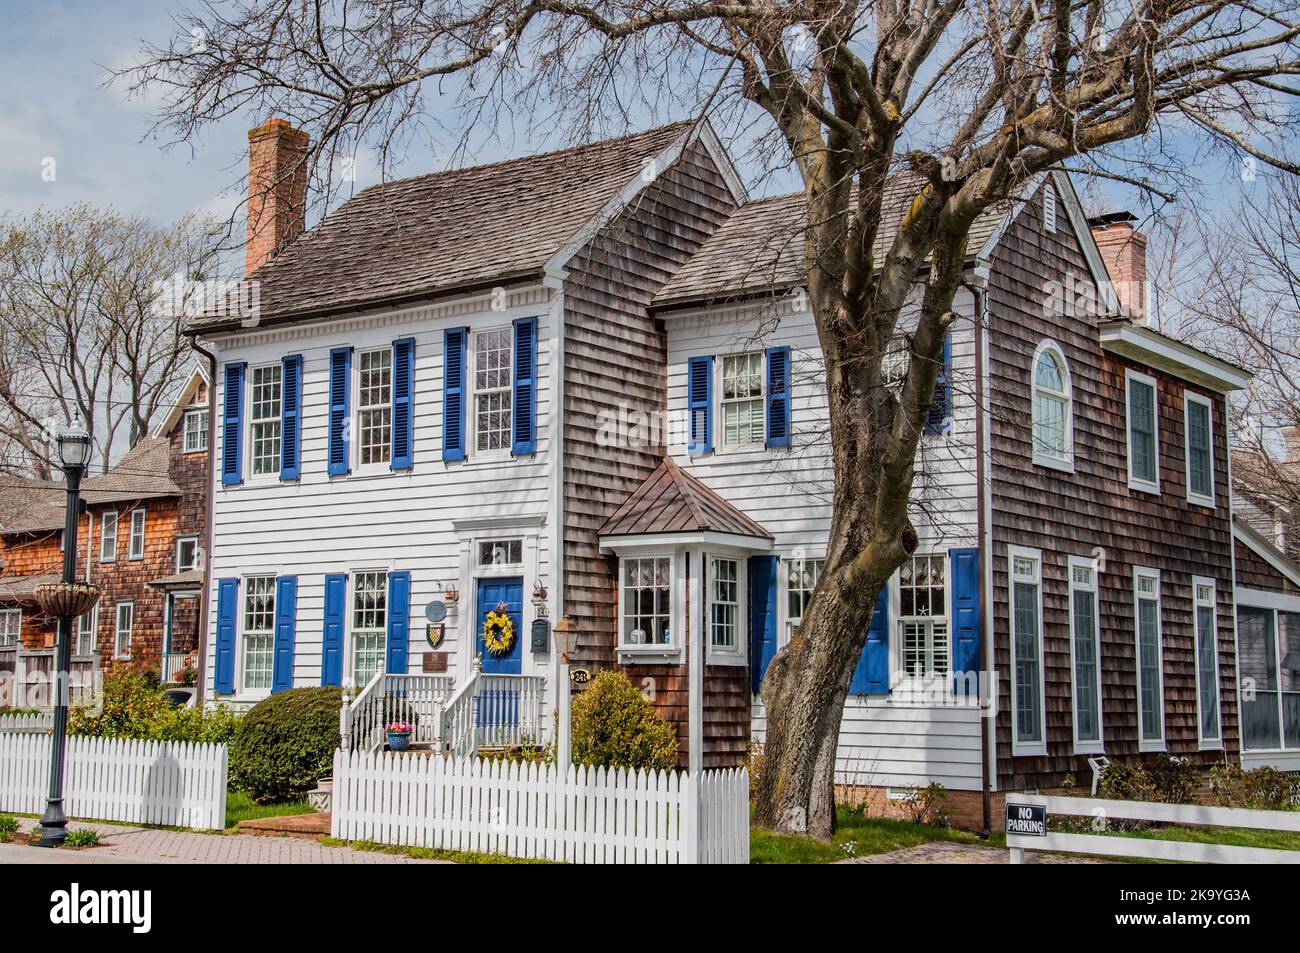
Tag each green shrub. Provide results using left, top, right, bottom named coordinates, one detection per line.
left=230, top=687, right=342, bottom=803
left=1099, top=755, right=1198, bottom=805
left=900, top=782, right=951, bottom=827
left=0, top=814, right=17, bottom=839
left=571, top=671, right=678, bottom=772
left=1211, top=762, right=1299, bottom=810
left=68, top=665, right=239, bottom=745
left=64, top=828, right=101, bottom=848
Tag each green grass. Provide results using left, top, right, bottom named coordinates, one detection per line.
left=1117, top=823, right=1300, bottom=853
left=319, top=836, right=552, bottom=864
left=750, top=807, right=986, bottom=864
left=224, top=791, right=313, bottom=830
left=63, top=828, right=101, bottom=848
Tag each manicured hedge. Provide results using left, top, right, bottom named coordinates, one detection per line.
left=571, top=670, right=678, bottom=772
left=230, top=687, right=342, bottom=803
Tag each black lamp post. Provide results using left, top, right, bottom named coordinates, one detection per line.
left=31, top=416, right=96, bottom=848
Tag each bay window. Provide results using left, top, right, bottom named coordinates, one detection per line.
left=709, top=556, right=743, bottom=661
left=620, top=556, right=672, bottom=649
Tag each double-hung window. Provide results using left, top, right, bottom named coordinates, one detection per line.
left=1126, top=371, right=1159, bottom=493
left=1193, top=577, right=1222, bottom=747
left=1068, top=557, right=1103, bottom=752
left=242, top=576, right=276, bottom=691
left=350, top=571, right=387, bottom=687
left=899, top=554, right=948, bottom=679
left=76, top=606, right=96, bottom=657
left=183, top=407, right=209, bottom=453
left=1009, top=547, right=1045, bottom=754
left=1031, top=342, right=1072, bottom=469
left=0, top=608, right=19, bottom=647
left=176, top=536, right=200, bottom=573
left=114, top=601, right=134, bottom=659
left=785, top=558, right=824, bottom=644
left=250, top=364, right=282, bottom=477
left=709, top=556, right=743, bottom=661
left=621, top=556, right=672, bottom=649
left=357, top=347, right=393, bottom=466
left=1134, top=567, right=1165, bottom=750
left=720, top=353, right=764, bottom=448
left=1184, top=392, right=1215, bottom=506
left=128, top=508, right=146, bottom=560
left=472, top=329, right=512, bottom=454
left=99, top=510, right=118, bottom=562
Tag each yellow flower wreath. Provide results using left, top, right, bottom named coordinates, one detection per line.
left=482, top=606, right=515, bottom=654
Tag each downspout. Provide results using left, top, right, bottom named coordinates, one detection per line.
left=187, top=334, right=219, bottom=705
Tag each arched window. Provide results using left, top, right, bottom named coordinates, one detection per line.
left=1032, top=341, right=1073, bottom=468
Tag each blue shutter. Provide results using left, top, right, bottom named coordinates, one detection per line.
left=512, top=317, right=537, bottom=455
left=849, top=586, right=890, bottom=695
left=687, top=355, right=713, bottom=454
left=327, top=347, right=351, bottom=476
left=391, top=337, right=415, bottom=471
left=950, top=547, right=981, bottom=696
left=272, top=576, right=298, bottom=693
left=280, top=354, right=302, bottom=480
left=749, top=555, right=779, bottom=694
left=924, top=333, right=952, bottom=435
left=386, top=571, right=411, bottom=675
left=443, top=327, right=467, bottom=461
left=321, top=573, right=347, bottom=687
left=214, top=578, right=238, bottom=695
left=221, top=363, right=245, bottom=485
left=765, top=347, right=792, bottom=448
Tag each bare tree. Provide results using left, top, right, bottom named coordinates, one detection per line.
left=121, top=0, right=1300, bottom=837
left=0, top=205, right=221, bottom=476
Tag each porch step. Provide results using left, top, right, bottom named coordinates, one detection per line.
left=237, top=813, right=331, bottom=838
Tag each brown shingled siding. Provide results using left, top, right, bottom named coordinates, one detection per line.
left=1234, top=537, right=1296, bottom=594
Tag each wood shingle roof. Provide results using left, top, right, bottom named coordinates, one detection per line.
left=598, top=458, right=772, bottom=540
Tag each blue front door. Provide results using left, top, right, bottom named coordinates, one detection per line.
left=477, top=577, right=523, bottom=675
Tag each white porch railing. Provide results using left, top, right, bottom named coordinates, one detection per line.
left=341, top=672, right=458, bottom=753
left=161, top=652, right=198, bottom=684
left=1007, top=794, right=1300, bottom=864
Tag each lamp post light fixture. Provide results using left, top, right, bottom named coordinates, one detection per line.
left=552, top=614, right=578, bottom=768
left=31, top=415, right=97, bottom=848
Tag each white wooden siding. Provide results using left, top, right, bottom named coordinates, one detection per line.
left=204, top=286, right=557, bottom=707
left=665, top=289, right=984, bottom=791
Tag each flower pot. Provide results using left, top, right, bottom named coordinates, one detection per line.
left=387, top=731, right=412, bottom=752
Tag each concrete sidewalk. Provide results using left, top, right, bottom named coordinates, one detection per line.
left=8, top=818, right=447, bottom=864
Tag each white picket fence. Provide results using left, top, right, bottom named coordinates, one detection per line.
left=0, top=713, right=53, bottom=734
left=331, top=749, right=749, bottom=864
left=0, top=733, right=228, bottom=830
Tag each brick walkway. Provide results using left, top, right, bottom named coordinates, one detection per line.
left=14, top=818, right=447, bottom=864
left=840, top=841, right=1109, bottom=864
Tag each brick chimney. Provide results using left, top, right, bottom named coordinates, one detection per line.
left=1284, top=425, right=1300, bottom=464
left=1089, top=212, right=1147, bottom=322
left=246, top=118, right=309, bottom=276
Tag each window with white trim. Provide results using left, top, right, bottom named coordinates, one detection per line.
left=621, top=556, right=671, bottom=648
left=249, top=363, right=282, bottom=476
left=350, top=571, right=387, bottom=687
left=472, top=329, right=512, bottom=454
left=1134, top=567, right=1164, bottom=749
left=99, top=510, right=118, bottom=562
left=1032, top=342, right=1072, bottom=467
left=1069, top=558, right=1103, bottom=751
left=1193, top=578, right=1221, bottom=745
left=720, top=353, right=764, bottom=447
left=242, top=576, right=276, bottom=691
left=114, top=601, right=134, bottom=659
left=1126, top=371, right=1159, bottom=492
left=1010, top=548, right=1044, bottom=751
left=478, top=538, right=523, bottom=567
left=176, top=536, right=200, bottom=573
left=0, top=608, right=20, bottom=647
left=1184, top=392, right=1214, bottom=506
left=709, top=556, right=741, bottom=657
left=76, top=606, right=96, bottom=657
left=357, top=347, right=393, bottom=466
left=183, top=407, right=208, bottom=453
left=128, top=508, right=146, bottom=560
left=899, top=554, right=948, bottom=678
left=785, top=558, right=824, bottom=644
left=1237, top=603, right=1300, bottom=751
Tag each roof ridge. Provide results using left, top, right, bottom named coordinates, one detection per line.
left=661, top=458, right=709, bottom=528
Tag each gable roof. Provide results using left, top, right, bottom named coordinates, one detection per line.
left=189, top=122, right=695, bottom=333
left=0, top=475, right=63, bottom=534
left=652, top=174, right=1012, bottom=310
left=151, top=362, right=210, bottom=439
left=598, top=458, right=772, bottom=540
left=1234, top=516, right=1300, bottom=590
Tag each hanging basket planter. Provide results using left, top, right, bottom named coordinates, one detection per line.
left=34, top=582, right=101, bottom=619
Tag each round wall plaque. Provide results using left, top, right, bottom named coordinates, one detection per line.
left=424, top=601, right=448, bottom=623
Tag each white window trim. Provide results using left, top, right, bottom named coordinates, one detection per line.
left=780, top=553, right=826, bottom=650
left=1067, top=555, right=1105, bottom=755
left=715, top=351, right=766, bottom=452
left=1125, top=369, right=1160, bottom=495
left=1031, top=339, right=1074, bottom=473
left=182, top=406, right=209, bottom=454
left=353, top=345, right=394, bottom=473
left=1236, top=598, right=1300, bottom=754
left=468, top=328, right=513, bottom=462
left=75, top=605, right=96, bottom=657
left=893, top=553, right=952, bottom=691
left=128, top=507, right=147, bottom=560
left=0, top=607, right=21, bottom=647
left=247, top=362, right=283, bottom=481
left=99, top=509, right=118, bottom=563
left=114, top=600, right=134, bottom=660
left=1009, top=545, right=1047, bottom=756
left=706, top=553, right=746, bottom=666
left=1133, top=566, right=1166, bottom=752
left=176, top=535, right=200, bottom=573
left=617, top=550, right=682, bottom=663
left=238, top=574, right=277, bottom=698
left=1192, top=575, right=1223, bottom=750
left=1183, top=391, right=1216, bottom=508
left=346, top=569, right=389, bottom=689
